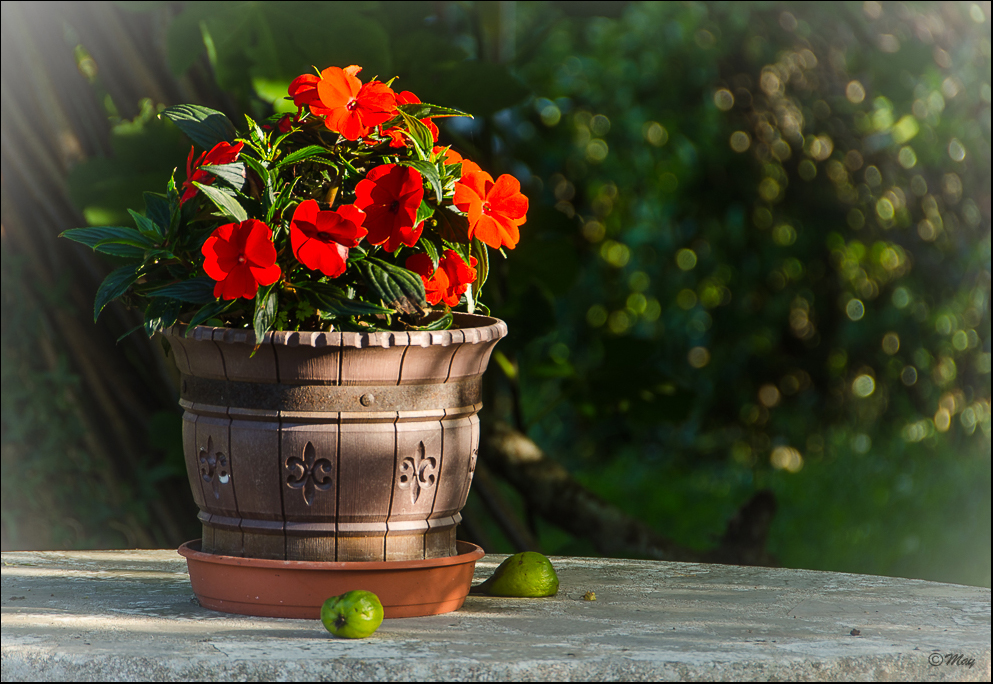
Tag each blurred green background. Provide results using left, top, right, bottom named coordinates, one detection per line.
left=1, top=1, right=989, bottom=587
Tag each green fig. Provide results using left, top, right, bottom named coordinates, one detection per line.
left=472, top=551, right=559, bottom=597
left=320, top=590, right=384, bottom=639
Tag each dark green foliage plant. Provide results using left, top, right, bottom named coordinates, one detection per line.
left=488, top=1, right=990, bottom=584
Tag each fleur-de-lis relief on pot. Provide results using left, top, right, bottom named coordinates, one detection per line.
left=398, top=441, right=438, bottom=505
left=199, top=436, right=229, bottom=500
left=286, top=441, right=333, bottom=506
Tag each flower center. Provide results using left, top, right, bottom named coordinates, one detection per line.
left=315, top=230, right=334, bottom=243
left=346, top=99, right=359, bottom=111
left=482, top=202, right=493, bottom=214
left=389, top=200, right=400, bottom=214
left=237, top=254, right=247, bottom=265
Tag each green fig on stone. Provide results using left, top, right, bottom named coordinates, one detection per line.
left=472, top=551, right=559, bottom=597
left=321, top=590, right=384, bottom=638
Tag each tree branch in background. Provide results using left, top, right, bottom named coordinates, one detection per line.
left=483, top=422, right=777, bottom=566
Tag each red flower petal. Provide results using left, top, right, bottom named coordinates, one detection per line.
left=202, top=220, right=280, bottom=300
left=488, top=174, right=529, bottom=220
left=288, top=74, right=320, bottom=107
left=355, top=165, right=424, bottom=251
left=215, top=264, right=258, bottom=300
left=290, top=200, right=367, bottom=278
left=397, top=91, right=422, bottom=106
left=316, top=66, right=361, bottom=108
left=405, top=252, right=434, bottom=277
left=243, top=219, right=278, bottom=267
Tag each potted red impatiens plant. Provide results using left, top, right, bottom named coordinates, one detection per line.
left=63, top=64, right=527, bottom=618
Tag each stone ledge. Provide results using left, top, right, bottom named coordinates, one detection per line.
left=2, top=550, right=990, bottom=682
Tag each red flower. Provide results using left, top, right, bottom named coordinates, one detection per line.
left=202, top=220, right=281, bottom=300
left=354, top=164, right=425, bottom=252
left=380, top=126, right=409, bottom=149
left=181, top=141, right=244, bottom=205
left=313, top=65, right=397, bottom=140
left=277, top=114, right=295, bottom=133
left=406, top=250, right=477, bottom=307
left=453, top=170, right=528, bottom=250
left=288, top=73, right=320, bottom=109
left=290, top=199, right=367, bottom=278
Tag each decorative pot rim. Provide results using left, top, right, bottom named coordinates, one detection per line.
left=178, top=538, right=485, bottom=570
left=164, top=312, right=507, bottom=349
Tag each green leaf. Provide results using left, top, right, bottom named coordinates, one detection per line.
left=161, top=104, right=236, bottom=151
left=93, top=234, right=157, bottom=252
left=144, top=297, right=182, bottom=337
left=146, top=277, right=217, bottom=304
left=356, top=257, right=427, bottom=315
left=202, top=162, right=247, bottom=191
left=129, top=208, right=163, bottom=240
left=94, top=264, right=142, bottom=322
left=245, top=114, right=267, bottom=150
left=275, top=145, right=331, bottom=168
left=434, top=205, right=470, bottom=243
left=471, top=237, right=489, bottom=295
left=185, top=299, right=234, bottom=333
left=297, top=281, right=394, bottom=316
left=398, top=111, right=435, bottom=159
left=143, top=192, right=172, bottom=231
left=116, top=322, right=146, bottom=343
left=398, top=159, right=443, bottom=203
left=193, top=182, right=248, bottom=222
left=416, top=199, right=436, bottom=226
left=254, top=284, right=279, bottom=340
left=61, top=226, right=147, bottom=259
left=409, top=311, right=454, bottom=331
left=421, top=239, right=440, bottom=271
left=397, top=102, right=472, bottom=119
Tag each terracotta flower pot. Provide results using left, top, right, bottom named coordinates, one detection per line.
left=165, top=313, right=506, bottom=563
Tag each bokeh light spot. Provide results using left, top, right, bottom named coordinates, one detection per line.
left=864, top=165, right=882, bottom=187
left=846, top=80, right=866, bottom=103
left=676, top=248, right=698, bottom=270
left=851, top=434, right=872, bottom=453
left=591, top=114, right=611, bottom=136
left=758, top=384, right=781, bottom=407
left=586, top=305, right=608, bottom=327
left=676, top=289, right=698, bottom=309
left=882, top=332, right=900, bottom=355
left=643, top=122, right=668, bottom=146
left=608, top=310, right=631, bottom=334
left=729, top=131, right=750, bottom=152
left=759, top=178, right=781, bottom=201
left=714, top=89, right=734, bottom=111
left=586, top=139, right=609, bottom=163
left=853, top=374, right=876, bottom=397
left=771, top=446, right=803, bottom=472
left=629, top=271, right=650, bottom=292
left=846, top=299, right=865, bottom=321
left=688, top=347, right=711, bottom=368
left=898, top=146, right=917, bottom=168
left=773, top=224, right=797, bottom=245
left=947, top=138, right=966, bottom=162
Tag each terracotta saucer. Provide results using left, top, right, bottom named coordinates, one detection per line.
left=178, top=540, right=485, bottom=619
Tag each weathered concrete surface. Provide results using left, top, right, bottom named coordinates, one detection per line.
left=1, top=550, right=989, bottom=682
